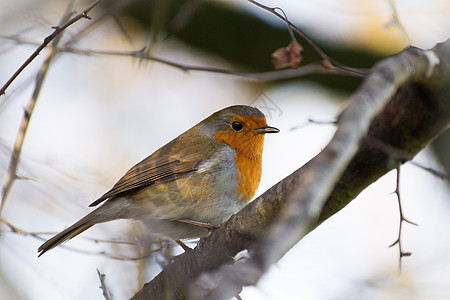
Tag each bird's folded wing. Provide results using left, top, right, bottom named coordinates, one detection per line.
left=89, top=154, right=202, bottom=207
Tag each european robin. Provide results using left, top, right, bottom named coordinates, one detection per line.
left=38, top=105, right=279, bottom=256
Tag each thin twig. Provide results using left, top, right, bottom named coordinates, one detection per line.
left=387, top=0, right=412, bottom=45
left=1, top=33, right=368, bottom=80
left=97, top=269, right=113, bottom=300
left=48, top=241, right=166, bottom=261
left=61, top=0, right=133, bottom=49
left=0, top=0, right=103, bottom=96
left=1, top=217, right=34, bottom=235
left=247, top=0, right=367, bottom=76
left=49, top=239, right=171, bottom=261
left=0, top=1, right=78, bottom=215
left=59, top=47, right=365, bottom=80
left=247, top=0, right=325, bottom=59
left=360, top=139, right=420, bottom=271
left=0, top=0, right=104, bottom=215
left=1, top=36, right=366, bottom=80
left=410, top=161, right=448, bottom=180
left=275, top=7, right=296, bottom=42
left=290, top=118, right=337, bottom=131
left=389, top=165, right=417, bottom=273
left=0, top=217, right=170, bottom=261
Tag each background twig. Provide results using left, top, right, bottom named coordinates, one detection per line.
left=0, top=1, right=78, bottom=214
left=387, top=0, right=412, bottom=45
left=0, top=0, right=103, bottom=96
left=97, top=269, right=113, bottom=300
left=389, top=166, right=417, bottom=273
left=0, top=36, right=367, bottom=81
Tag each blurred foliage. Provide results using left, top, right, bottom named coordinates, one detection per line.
left=117, top=0, right=388, bottom=92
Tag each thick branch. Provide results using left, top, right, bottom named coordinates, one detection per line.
left=131, top=40, right=449, bottom=300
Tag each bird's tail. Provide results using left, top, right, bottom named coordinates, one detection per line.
left=38, top=206, right=109, bottom=257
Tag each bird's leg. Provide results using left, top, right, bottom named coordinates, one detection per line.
left=172, top=219, right=221, bottom=255
left=176, top=218, right=220, bottom=232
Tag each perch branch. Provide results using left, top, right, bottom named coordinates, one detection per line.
left=195, top=43, right=448, bottom=300
left=130, top=40, right=449, bottom=300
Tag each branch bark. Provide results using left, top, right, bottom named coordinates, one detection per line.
left=131, top=40, right=450, bottom=300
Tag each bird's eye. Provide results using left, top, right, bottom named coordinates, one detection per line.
left=231, top=121, right=243, bottom=131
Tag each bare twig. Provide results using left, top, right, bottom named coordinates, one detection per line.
left=0, top=0, right=103, bottom=96
left=49, top=242, right=167, bottom=261
left=97, top=269, right=113, bottom=300
left=0, top=217, right=171, bottom=260
left=0, top=1, right=78, bottom=215
left=1, top=36, right=366, bottom=80
left=290, top=118, right=337, bottom=131
left=386, top=0, right=412, bottom=45
left=56, top=46, right=365, bottom=80
left=247, top=0, right=367, bottom=76
left=389, top=166, right=417, bottom=273
left=247, top=0, right=325, bottom=59
left=51, top=240, right=172, bottom=261
left=61, top=47, right=360, bottom=79
left=0, top=0, right=105, bottom=215
left=0, top=217, right=34, bottom=236
left=410, top=161, right=448, bottom=180
left=278, top=8, right=296, bottom=43
left=61, top=0, right=133, bottom=49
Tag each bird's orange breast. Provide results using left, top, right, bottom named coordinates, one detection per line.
left=212, top=119, right=266, bottom=202
left=234, top=152, right=262, bottom=201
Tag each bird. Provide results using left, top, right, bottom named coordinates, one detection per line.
left=38, top=105, right=279, bottom=256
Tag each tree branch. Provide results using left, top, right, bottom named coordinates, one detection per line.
left=131, top=39, right=450, bottom=300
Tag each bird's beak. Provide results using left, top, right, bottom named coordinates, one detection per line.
left=254, top=125, right=280, bottom=134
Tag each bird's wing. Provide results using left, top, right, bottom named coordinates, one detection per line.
left=89, top=153, right=205, bottom=207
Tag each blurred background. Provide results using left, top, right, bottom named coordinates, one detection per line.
left=0, top=0, right=449, bottom=299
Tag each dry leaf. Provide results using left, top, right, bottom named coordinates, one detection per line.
left=272, top=40, right=303, bottom=69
